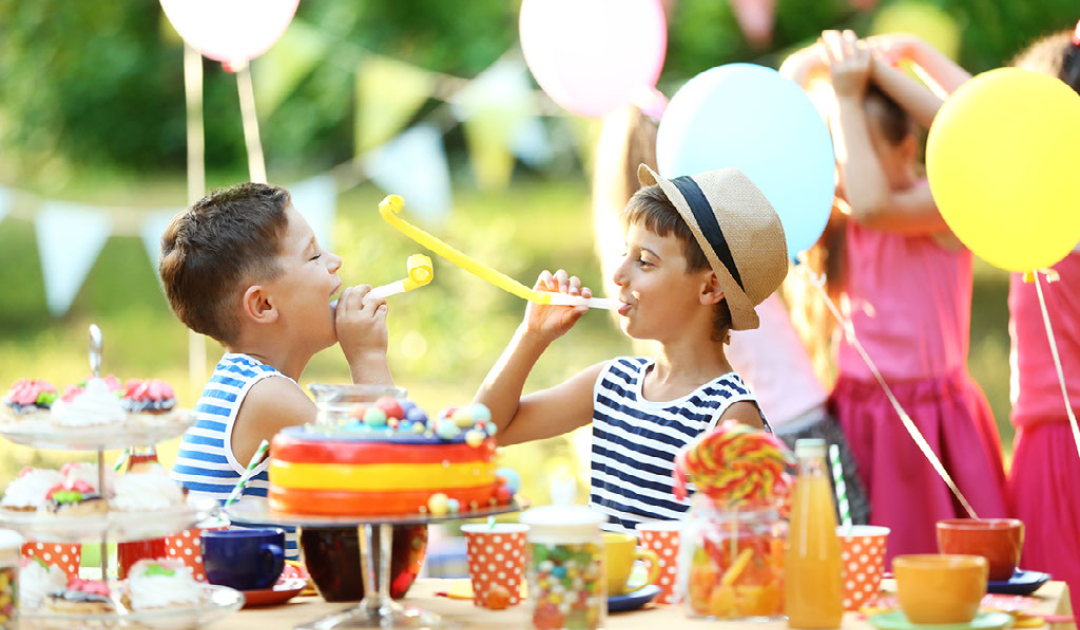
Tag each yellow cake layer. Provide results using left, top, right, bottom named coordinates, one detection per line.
left=269, top=460, right=495, bottom=491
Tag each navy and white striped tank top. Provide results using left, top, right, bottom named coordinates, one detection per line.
left=590, top=357, right=763, bottom=533
left=170, top=353, right=298, bottom=559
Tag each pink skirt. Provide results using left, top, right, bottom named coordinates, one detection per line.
left=830, top=370, right=1008, bottom=561
left=1008, top=421, right=1080, bottom=613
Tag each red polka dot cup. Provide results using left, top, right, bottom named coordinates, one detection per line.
left=461, top=523, right=528, bottom=608
left=164, top=521, right=228, bottom=583
left=837, top=525, right=890, bottom=611
left=21, top=542, right=81, bottom=581
left=635, top=520, right=682, bottom=604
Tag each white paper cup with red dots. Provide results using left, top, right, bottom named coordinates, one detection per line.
left=837, top=525, right=890, bottom=611
left=164, top=518, right=228, bottom=583
left=461, top=523, right=528, bottom=608
left=21, top=542, right=81, bottom=581
left=635, top=520, right=682, bottom=604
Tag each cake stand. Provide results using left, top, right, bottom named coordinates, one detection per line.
left=226, top=496, right=528, bottom=629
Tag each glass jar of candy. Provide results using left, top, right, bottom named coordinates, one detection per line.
left=519, top=506, right=607, bottom=630
left=307, top=384, right=409, bottom=426
left=0, top=530, right=23, bottom=626
left=677, top=495, right=786, bottom=620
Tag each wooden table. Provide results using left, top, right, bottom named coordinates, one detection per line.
left=208, top=579, right=1075, bottom=630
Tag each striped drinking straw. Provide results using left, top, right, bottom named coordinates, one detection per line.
left=224, top=439, right=270, bottom=508
left=829, top=443, right=853, bottom=528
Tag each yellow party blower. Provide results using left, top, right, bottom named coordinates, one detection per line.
left=330, top=254, right=433, bottom=310
left=379, top=194, right=619, bottom=310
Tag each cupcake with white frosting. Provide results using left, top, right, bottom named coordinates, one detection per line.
left=19, top=557, right=69, bottom=610
left=110, top=466, right=186, bottom=512
left=124, top=559, right=204, bottom=610
left=1, top=468, right=65, bottom=512
left=50, top=378, right=125, bottom=427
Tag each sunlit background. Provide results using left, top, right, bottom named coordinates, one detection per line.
left=0, top=0, right=1076, bottom=507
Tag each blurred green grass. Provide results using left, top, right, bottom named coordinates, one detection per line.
left=0, top=176, right=1016, bottom=493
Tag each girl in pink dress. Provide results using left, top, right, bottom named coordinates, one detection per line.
left=785, top=30, right=1008, bottom=560
left=1006, top=27, right=1080, bottom=605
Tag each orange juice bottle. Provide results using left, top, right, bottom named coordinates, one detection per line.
left=784, top=439, right=843, bottom=628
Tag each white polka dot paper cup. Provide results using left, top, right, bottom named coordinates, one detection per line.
left=635, top=521, right=682, bottom=605
left=837, top=525, right=890, bottom=611
left=165, top=522, right=228, bottom=583
left=21, top=542, right=81, bottom=581
left=461, top=523, right=528, bottom=608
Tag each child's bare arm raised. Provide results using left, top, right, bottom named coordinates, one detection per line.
left=866, top=33, right=971, bottom=97
left=824, top=29, right=948, bottom=235
left=476, top=269, right=598, bottom=445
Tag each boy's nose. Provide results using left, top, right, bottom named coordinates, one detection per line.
left=612, top=260, right=628, bottom=287
left=327, top=253, right=343, bottom=273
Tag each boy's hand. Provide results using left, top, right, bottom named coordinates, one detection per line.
left=523, top=269, right=592, bottom=344
left=822, top=29, right=871, bottom=98
left=335, top=284, right=389, bottom=363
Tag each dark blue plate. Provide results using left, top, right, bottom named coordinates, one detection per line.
left=987, top=569, right=1051, bottom=595
left=608, top=585, right=662, bottom=613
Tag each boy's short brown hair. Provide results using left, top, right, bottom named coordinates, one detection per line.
left=159, top=183, right=292, bottom=346
left=623, top=184, right=733, bottom=342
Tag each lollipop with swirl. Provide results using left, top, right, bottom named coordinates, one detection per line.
left=673, top=420, right=794, bottom=510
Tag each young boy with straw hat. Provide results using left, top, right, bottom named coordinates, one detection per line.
left=476, top=164, right=789, bottom=532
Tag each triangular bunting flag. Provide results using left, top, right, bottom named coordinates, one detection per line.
left=730, top=0, right=777, bottom=49
left=355, top=55, right=436, bottom=154
left=287, top=175, right=337, bottom=253
left=35, top=202, right=113, bottom=318
left=452, top=59, right=537, bottom=189
left=0, top=186, right=11, bottom=227
left=363, top=124, right=452, bottom=224
left=140, top=210, right=182, bottom=280
left=253, top=20, right=328, bottom=116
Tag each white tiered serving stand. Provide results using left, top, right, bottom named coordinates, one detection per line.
left=227, top=496, right=527, bottom=630
left=0, top=325, right=244, bottom=628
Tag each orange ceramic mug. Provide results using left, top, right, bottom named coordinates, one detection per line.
left=936, top=518, right=1024, bottom=582
left=893, top=554, right=987, bottom=624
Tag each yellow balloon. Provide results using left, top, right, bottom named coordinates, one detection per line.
left=927, top=68, right=1080, bottom=272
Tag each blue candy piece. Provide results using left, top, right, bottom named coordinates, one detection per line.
left=496, top=468, right=522, bottom=494
left=467, top=403, right=492, bottom=425
left=446, top=498, right=460, bottom=514
left=551, top=565, right=568, bottom=579
left=400, top=400, right=417, bottom=413
left=435, top=418, right=460, bottom=439
left=405, top=406, right=428, bottom=426
left=343, top=419, right=366, bottom=432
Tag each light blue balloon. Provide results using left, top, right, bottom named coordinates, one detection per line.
left=656, top=63, right=835, bottom=260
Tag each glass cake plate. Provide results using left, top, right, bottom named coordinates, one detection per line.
left=0, top=409, right=193, bottom=450
left=0, top=496, right=219, bottom=544
left=19, top=584, right=244, bottom=629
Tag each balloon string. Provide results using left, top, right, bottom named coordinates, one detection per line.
left=799, top=265, right=978, bottom=518
left=1033, top=272, right=1080, bottom=461
left=236, top=63, right=267, bottom=184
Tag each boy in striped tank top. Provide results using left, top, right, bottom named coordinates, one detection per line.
left=476, top=165, right=790, bottom=532
left=158, top=183, right=395, bottom=556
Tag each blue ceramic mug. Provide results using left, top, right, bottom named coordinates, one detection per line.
left=202, top=527, right=285, bottom=591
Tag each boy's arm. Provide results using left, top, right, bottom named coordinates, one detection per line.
left=825, top=30, right=949, bottom=235
left=231, top=377, right=316, bottom=465
left=475, top=269, right=593, bottom=446
left=866, top=33, right=971, bottom=97
left=719, top=400, right=765, bottom=429
left=335, top=284, right=394, bottom=386
left=779, top=41, right=829, bottom=86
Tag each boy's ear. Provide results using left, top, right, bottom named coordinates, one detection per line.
left=899, top=133, right=919, bottom=164
left=241, top=285, right=278, bottom=324
left=701, top=271, right=725, bottom=306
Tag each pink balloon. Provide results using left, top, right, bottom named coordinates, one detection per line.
left=520, top=0, right=667, bottom=118
left=160, top=0, right=300, bottom=66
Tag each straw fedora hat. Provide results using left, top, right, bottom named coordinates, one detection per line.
left=637, top=164, right=788, bottom=331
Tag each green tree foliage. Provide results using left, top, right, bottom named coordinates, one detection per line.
left=0, top=0, right=1076, bottom=176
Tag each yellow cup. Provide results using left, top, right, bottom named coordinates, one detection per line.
left=893, top=554, right=988, bottom=624
left=603, top=532, right=660, bottom=596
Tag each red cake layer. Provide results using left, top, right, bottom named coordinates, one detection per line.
left=272, top=433, right=496, bottom=465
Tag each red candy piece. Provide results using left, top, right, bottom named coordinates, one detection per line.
left=485, top=584, right=511, bottom=610
left=375, top=397, right=405, bottom=421
left=494, top=485, right=513, bottom=505
left=533, top=603, right=565, bottom=630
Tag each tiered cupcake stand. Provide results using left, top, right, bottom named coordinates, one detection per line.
left=0, top=325, right=244, bottom=628
left=227, top=496, right=527, bottom=630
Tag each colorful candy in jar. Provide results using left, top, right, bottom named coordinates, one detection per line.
left=520, top=506, right=607, bottom=630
